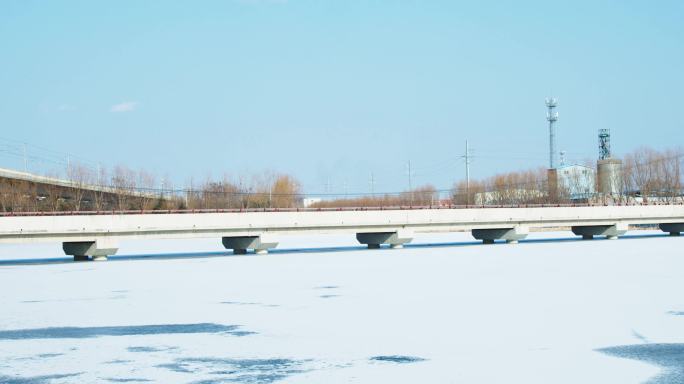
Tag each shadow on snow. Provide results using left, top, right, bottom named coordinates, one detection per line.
left=0, top=323, right=253, bottom=340
left=597, top=343, right=684, bottom=384
left=0, top=232, right=672, bottom=266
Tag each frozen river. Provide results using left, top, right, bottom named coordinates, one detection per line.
left=0, top=231, right=683, bottom=383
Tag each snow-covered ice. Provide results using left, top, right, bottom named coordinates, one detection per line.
left=0, top=231, right=683, bottom=383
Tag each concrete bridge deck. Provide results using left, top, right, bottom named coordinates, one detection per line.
left=1, top=205, right=683, bottom=260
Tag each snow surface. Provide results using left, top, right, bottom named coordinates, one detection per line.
left=0, top=231, right=683, bottom=383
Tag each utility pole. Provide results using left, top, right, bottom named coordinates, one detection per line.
left=66, top=154, right=71, bottom=180
left=187, top=178, right=193, bottom=208
left=22, top=143, right=27, bottom=173
left=465, top=140, right=471, bottom=204
left=407, top=160, right=413, bottom=205
left=407, top=161, right=412, bottom=191
left=369, top=172, right=375, bottom=196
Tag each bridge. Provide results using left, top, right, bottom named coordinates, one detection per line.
left=0, top=167, right=158, bottom=198
left=0, top=166, right=167, bottom=212
left=1, top=204, right=683, bottom=261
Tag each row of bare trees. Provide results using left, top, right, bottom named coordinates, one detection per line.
left=311, top=147, right=682, bottom=208
left=185, top=173, right=302, bottom=209
left=0, top=164, right=303, bottom=212
left=309, top=185, right=440, bottom=208
left=621, top=147, right=682, bottom=203
left=1, top=147, right=681, bottom=212
left=451, top=168, right=550, bottom=205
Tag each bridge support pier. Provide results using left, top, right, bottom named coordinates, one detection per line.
left=356, top=230, right=413, bottom=249
left=572, top=223, right=627, bottom=240
left=63, top=239, right=119, bottom=261
left=659, top=223, right=684, bottom=236
left=222, top=235, right=278, bottom=255
left=472, top=226, right=529, bottom=244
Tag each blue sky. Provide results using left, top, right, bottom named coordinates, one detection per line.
left=0, top=0, right=682, bottom=194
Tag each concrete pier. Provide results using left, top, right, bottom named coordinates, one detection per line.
left=571, top=223, right=627, bottom=240
left=472, top=226, right=529, bottom=244
left=222, top=235, right=278, bottom=255
left=62, top=239, right=119, bottom=261
left=356, top=230, right=413, bottom=249
left=659, top=223, right=684, bottom=236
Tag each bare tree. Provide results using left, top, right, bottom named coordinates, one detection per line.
left=622, top=147, right=683, bottom=203
left=111, top=166, right=136, bottom=210
left=137, top=169, right=157, bottom=210
left=69, top=163, right=94, bottom=211
left=91, top=166, right=109, bottom=211
left=270, top=174, right=302, bottom=208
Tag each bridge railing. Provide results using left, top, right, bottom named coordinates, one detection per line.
left=1, top=201, right=682, bottom=217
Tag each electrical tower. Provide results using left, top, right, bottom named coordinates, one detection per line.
left=598, top=128, right=611, bottom=160
left=546, top=98, right=559, bottom=169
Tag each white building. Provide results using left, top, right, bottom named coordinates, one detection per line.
left=302, top=197, right=322, bottom=208
left=556, top=164, right=595, bottom=200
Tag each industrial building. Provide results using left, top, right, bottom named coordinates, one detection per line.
left=545, top=99, right=623, bottom=201
left=555, top=164, right=596, bottom=200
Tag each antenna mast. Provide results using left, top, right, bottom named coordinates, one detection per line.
left=546, top=98, right=559, bottom=169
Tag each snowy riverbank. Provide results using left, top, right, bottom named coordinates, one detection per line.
left=1, top=231, right=682, bottom=383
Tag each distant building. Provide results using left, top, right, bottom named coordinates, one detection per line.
left=555, top=164, right=596, bottom=200
left=302, top=197, right=322, bottom=208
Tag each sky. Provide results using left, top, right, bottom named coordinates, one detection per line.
left=0, top=0, right=682, bottom=195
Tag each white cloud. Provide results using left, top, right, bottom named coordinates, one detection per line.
left=110, top=101, right=138, bottom=113
left=56, top=104, right=76, bottom=112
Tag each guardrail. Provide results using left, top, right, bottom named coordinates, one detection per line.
left=1, top=201, right=682, bottom=217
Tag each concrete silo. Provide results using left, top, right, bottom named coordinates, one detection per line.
left=597, top=158, right=622, bottom=195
